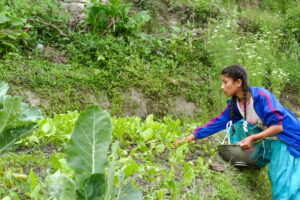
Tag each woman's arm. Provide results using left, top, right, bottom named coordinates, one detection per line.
left=237, top=125, right=283, bottom=149
left=174, top=102, right=243, bottom=146
left=175, top=134, right=195, bottom=146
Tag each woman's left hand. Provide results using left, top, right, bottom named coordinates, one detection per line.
left=237, top=135, right=254, bottom=149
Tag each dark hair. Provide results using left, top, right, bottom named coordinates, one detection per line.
left=221, top=64, right=250, bottom=122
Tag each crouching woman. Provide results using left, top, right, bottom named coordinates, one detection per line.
left=176, top=64, right=300, bottom=199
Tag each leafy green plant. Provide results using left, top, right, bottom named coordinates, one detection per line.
left=49, top=105, right=142, bottom=200
left=0, top=151, right=51, bottom=199
left=0, top=0, right=69, bottom=57
left=0, top=1, right=29, bottom=57
left=284, top=4, right=300, bottom=42
left=20, top=111, right=79, bottom=147
left=0, top=82, right=42, bottom=154
left=168, top=0, right=223, bottom=25
left=84, top=0, right=150, bottom=35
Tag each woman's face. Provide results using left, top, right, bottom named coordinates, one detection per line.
left=221, top=75, right=242, bottom=97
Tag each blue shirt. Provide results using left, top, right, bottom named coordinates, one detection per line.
left=193, top=87, right=300, bottom=157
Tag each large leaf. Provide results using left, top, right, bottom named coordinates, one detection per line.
left=0, top=123, right=35, bottom=154
left=49, top=171, right=76, bottom=200
left=66, top=105, right=112, bottom=175
left=0, top=96, right=23, bottom=134
left=182, top=168, right=194, bottom=187
left=0, top=87, right=42, bottom=154
left=77, top=173, right=107, bottom=200
left=19, top=103, right=42, bottom=122
left=109, top=172, right=142, bottom=200
left=0, top=82, right=8, bottom=98
left=140, top=128, right=153, bottom=141
left=105, top=141, right=119, bottom=200
left=118, top=182, right=143, bottom=200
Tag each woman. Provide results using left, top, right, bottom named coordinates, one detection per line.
left=176, top=64, right=300, bottom=199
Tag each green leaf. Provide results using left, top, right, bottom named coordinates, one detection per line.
left=0, top=13, right=9, bottom=24
left=0, top=123, right=35, bottom=154
left=66, top=105, right=112, bottom=175
left=123, top=163, right=138, bottom=178
left=0, top=82, right=8, bottom=98
left=19, top=103, right=42, bottom=122
left=49, top=171, right=76, bottom=200
left=140, top=128, right=153, bottom=141
left=133, top=11, right=150, bottom=25
left=0, top=96, right=22, bottom=134
left=40, top=118, right=56, bottom=135
left=182, top=168, right=194, bottom=187
left=11, top=18, right=24, bottom=26
left=49, top=153, right=63, bottom=170
left=28, top=169, right=38, bottom=193
left=105, top=141, right=119, bottom=200
left=77, top=173, right=107, bottom=199
left=0, top=91, right=42, bottom=154
left=119, top=182, right=142, bottom=200
left=157, top=189, right=163, bottom=200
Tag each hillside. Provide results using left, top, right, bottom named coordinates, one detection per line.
left=0, top=0, right=299, bottom=199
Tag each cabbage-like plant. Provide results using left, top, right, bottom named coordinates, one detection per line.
left=0, top=82, right=42, bottom=154
left=85, top=0, right=150, bottom=35
left=50, top=105, right=142, bottom=200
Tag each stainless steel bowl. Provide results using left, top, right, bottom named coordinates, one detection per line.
left=218, top=144, right=259, bottom=167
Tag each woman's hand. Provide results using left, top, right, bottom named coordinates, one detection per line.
left=174, top=134, right=195, bottom=147
left=237, top=135, right=254, bottom=149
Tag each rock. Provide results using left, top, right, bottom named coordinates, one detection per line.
left=122, top=89, right=148, bottom=118
left=209, top=162, right=224, bottom=172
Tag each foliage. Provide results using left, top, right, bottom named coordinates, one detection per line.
left=50, top=105, right=142, bottom=200
left=204, top=15, right=298, bottom=98
left=284, top=3, right=300, bottom=42
left=0, top=151, right=50, bottom=199
left=0, top=82, right=42, bottom=154
left=0, top=1, right=29, bottom=57
left=85, top=0, right=150, bottom=35
left=0, top=0, right=68, bottom=57
left=20, top=111, right=79, bottom=147
left=259, top=0, right=295, bottom=13
left=0, top=108, right=273, bottom=199
left=168, top=0, right=224, bottom=25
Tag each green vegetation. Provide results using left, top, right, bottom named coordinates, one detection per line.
left=0, top=0, right=298, bottom=199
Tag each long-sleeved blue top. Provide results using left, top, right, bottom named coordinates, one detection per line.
left=193, top=87, right=300, bottom=157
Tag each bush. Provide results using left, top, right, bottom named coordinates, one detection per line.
left=168, top=0, right=223, bottom=25
left=284, top=4, right=300, bottom=42
left=84, top=0, right=150, bottom=36
left=0, top=0, right=69, bottom=57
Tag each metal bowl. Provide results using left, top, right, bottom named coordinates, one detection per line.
left=218, top=144, right=259, bottom=167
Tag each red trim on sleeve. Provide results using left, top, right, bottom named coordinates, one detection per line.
left=193, top=106, right=228, bottom=134
left=258, top=91, right=282, bottom=125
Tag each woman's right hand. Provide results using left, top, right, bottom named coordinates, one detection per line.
left=173, top=134, right=195, bottom=147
